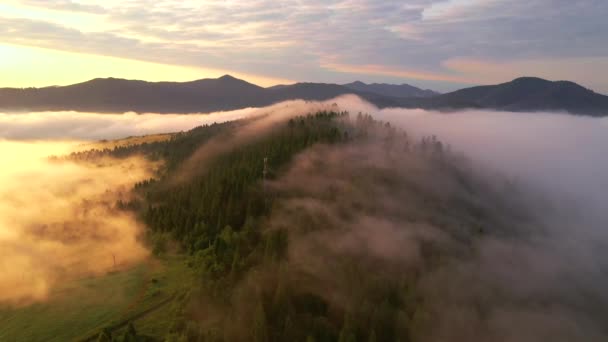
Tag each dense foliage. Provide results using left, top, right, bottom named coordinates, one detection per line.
left=86, top=110, right=493, bottom=342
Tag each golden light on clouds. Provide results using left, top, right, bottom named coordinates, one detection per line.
left=0, top=0, right=605, bottom=93
left=0, top=2, right=109, bottom=31
left=321, top=56, right=608, bottom=92
left=0, top=44, right=292, bottom=88
left=320, top=59, right=475, bottom=84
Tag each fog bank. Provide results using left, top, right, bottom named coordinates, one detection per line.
left=0, top=141, right=155, bottom=305
left=334, top=95, right=608, bottom=216
left=2, top=96, right=607, bottom=332
left=0, top=109, right=251, bottom=140
left=256, top=105, right=608, bottom=341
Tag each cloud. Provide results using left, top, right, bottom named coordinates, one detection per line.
left=1, top=1, right=607, bottom=92
left=2, top=95, right=607, bottom=334
left=121, top=96, right=608, bottom=340
left=20, top=0, right=106, bottom=14
left=0, top=104, right=271, bottom=305
left=0, top=109, right=253, bottom=140
left=421, top=0, right=504, bottom=22
left=321, top=58, right=475, bottom=84
left=335, top=95, right=608, bottom=210
left=242, top=96, right=608, bottom=341
left=173, top=99, right=342, bottom=182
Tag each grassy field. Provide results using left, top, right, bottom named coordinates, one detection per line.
left=0, top=255, right=193, bottom=342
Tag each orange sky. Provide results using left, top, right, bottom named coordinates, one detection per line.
left=0, top=1, right=606, bottom=92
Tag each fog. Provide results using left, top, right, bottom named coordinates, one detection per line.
left=1, top=97, right=607, bottom=340
left=334, top=95, right=608, bottom=216
left=266, top=96, right=608, bottom=341
left=175, top=99, right=340, bottom=182
left=0, top=140, right=157, bottom=305
left=3, top=98, right=606, bottom=207
left=0, top=101, right=336, bottom=305
left=152, top=97, right=607, bottom=340
left=0, top=109, right=252, bottom=140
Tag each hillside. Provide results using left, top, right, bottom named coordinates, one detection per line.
left=344, top=81, right=438, bottom=98
left=54, top=108, right=603, bottom=341
left=1, top=76, right=607, bottom=116
left=0, top=76, right=394, bottom=113
left=4, top=107, right=606, bottom=341
left=402, top=77, right=608, bottom=116
left=0, top=75, right=268, bottom=113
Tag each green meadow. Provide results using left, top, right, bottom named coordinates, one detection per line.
left=0, top=255, right=193, bottom=342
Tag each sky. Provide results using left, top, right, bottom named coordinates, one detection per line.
left=0, top=0, right=607, bottom=93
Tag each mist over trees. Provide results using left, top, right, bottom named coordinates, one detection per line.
left=65, top=107, right=608, bottom=341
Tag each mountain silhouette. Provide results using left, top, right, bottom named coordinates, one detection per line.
left=344, top=81, right=438, bottom=98
left=400, top=77, right=608, bottom=116
left=1, top=75, right=606, bottom=116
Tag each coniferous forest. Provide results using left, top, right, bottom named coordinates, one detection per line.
left=3, top=2, right=607, bottom=341
left=64, top=110, right=593, bottom=342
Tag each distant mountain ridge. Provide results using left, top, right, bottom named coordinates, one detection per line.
left=1, top=75, right=606, bottom=116
left=0, top=75, right=269, bottom=113
left=344, top=81, right=438, bottom=98
left=0, top=75, right=414, bottom=114
left=396, top=77, right=608, bottom=116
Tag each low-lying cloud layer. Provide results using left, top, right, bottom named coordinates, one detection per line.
left=255, top=99, right=608, bottom=341
left=0, top=101, right=336, bottom=304
left=174, top=100, right=340, bottom=182
left=0, top=141, right=154, bottom=305
left=1, top=96, right=607, bottom=340
left=335, top=95, right=608, bottom=214
left=0, top=109, right=251, bottom=140
left=131, top=97, right=608, bottom=341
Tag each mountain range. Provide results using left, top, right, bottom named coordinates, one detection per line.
left=343, top=81, right=439, bottom=98
left=400, top=77, right=608, bottom=116
left=1, top=75, right=606, bottom=116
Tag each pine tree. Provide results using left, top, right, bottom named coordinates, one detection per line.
left=252, top=299, right=269, bottom=342
left=368, top=329, right=377, bottom=342
left=96, top=328, right=112, bottom=342
left=338, top=313, right=357, bottom=342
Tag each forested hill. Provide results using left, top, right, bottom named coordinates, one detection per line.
left=3, top=75, right=607, bottom=116
left=395, top=77, right=608, bottom=116
left=68, top=109, right=606, bottom=341
left=343, top=81, right=438, bottom=98
left=0, top=76, right=401, bottom=113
